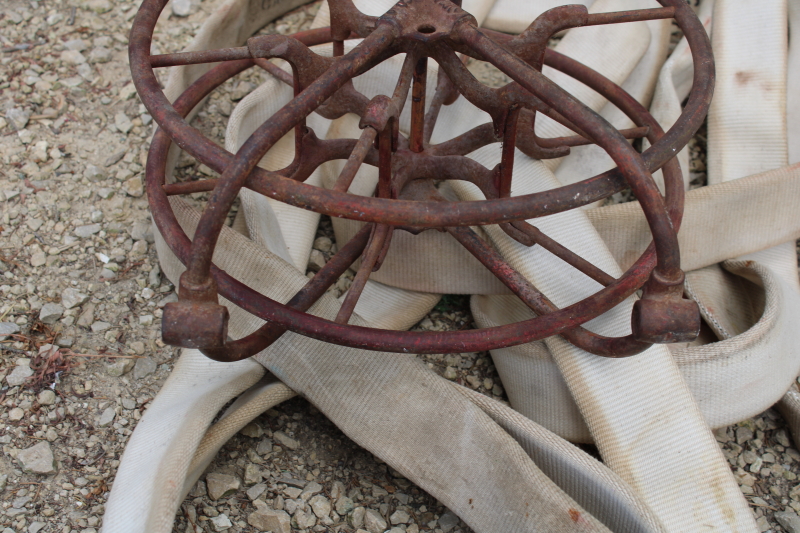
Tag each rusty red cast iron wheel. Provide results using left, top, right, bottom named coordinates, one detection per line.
left=130, top=0, right=714, bottom=361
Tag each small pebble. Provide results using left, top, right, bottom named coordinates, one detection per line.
left=0, top=322, right=20, bottom=340
left=39, top=303, right=65, bottom=324
left=206, top=473, right=240, bottom=500
left=17, top=442, right=56, bottom=474
left=209, top=514, right=232, bottom=532
left=6, top=365, right=33, bottom=387
left=171, top=0, right=192, bottom=16
left=37, top=390, right=56, bottom=406
left=133, top=356, right=157, bottom=379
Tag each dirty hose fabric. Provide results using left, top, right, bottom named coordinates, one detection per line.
left=104, top=0, right=800, bottom=531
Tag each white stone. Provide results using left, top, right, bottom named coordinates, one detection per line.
left=115, top=112, right=133, bottom=134
left=30, top=251, right=46, bottom=267
left=133, top=356, right=157, bottom=379
left=6, top=365, right=33, bottom=387
left=60, top=50, right=86, bottom=64
left=98, top=407, right=115, bottom=427
left=27, top=218, right=44, bottom=231
left=6, top=108, right=31, bottom=130
left=309, top=249, right=327, bottom=272
left=295, top=509, right=317, bottom=529
left=240, top=422, right=263, bottom=438
left=776, top=511, right=800, bottom=533
left=39, top=303, right=65, bottom=324
left=61, top=288, right=89, bottom=309
left=171, top=0, right=192, bottom=16
left=64, top=39, right=87, bottom=51
left=246, top=483, right=267, bottom=500
left=84, top=0, right=112, bottom=13
left=119, top=83, right=138, bottom=100
left=17, top=442, right=56, bottom=474
left=310, top=494, right=332, bottom=518
left=390, top=510, right=410, bottom=525
left=0, top=322, right=20, bottom=340
left=335, top=496, right=354, bottom=515
left=438, top=511, right=459, bottom=533
left=91, top=321, right=111, bottom=332
left=18, top=129, right=34, bottom=144
left=248, top=506, right=291, bottom=533
left=351, top=507, right=366, bottom=529
left=313, top=236, right=332, bottom=252
left=75, top=224, right=101, bottom=238
left=243, top=464, right=262, bottom=485
left=364, top=509, right=387, bottom=533
left=209, top=514, right=232, bottom=531
left=123, top=176, right=144, bottom=197
left=130, top=239, right=148, bottom=257
left=37, top=390, right=56, bottom=406
left=89, top=47, right=112, bottom=63
left=273, top=430, right=299, bottom=450
left=84, top=164, right=106, bottom=181
left=330, top=480, right=346, bottom=501
left=301, top=481, right=323, bottom=500
left=77, top=63, right=93, bottom=80
left=30, top=141, right=48, bottom=163
left=131, top=220, right=155, bottom=242
left=206, top=473, right=240, bottom=500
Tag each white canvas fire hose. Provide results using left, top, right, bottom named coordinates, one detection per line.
left=103, top=0, right=800, bottom=531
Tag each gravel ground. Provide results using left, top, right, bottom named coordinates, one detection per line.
left=0, top=1, right=798, bottom=532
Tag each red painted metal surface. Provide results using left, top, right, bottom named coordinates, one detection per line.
left=130, top=0, right=714, bottom=362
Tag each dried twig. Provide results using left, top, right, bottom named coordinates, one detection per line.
left=26, top=344, right=78, bottom=391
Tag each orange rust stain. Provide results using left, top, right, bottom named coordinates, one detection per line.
left=569, top=509, right=581, bottom=523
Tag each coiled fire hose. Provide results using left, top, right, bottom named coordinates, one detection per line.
left=104, top=1, right=800, bottom=531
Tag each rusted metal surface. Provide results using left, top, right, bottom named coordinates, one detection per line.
left=130, top=0, right=713, bottom=360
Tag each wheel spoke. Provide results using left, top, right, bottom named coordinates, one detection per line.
left=498, top=105, right=521, bottom=198
left=410, top=57, right=428, bottom=152
left=392, top=53, right=418, bottom=116
left=149, top=27, right=335, bottom=68
left=294, top=224, right=373, bottom=310
left=510, top=221, right=615, bottom=286
left=335, top=223, right=392, bottom=324
left=448, top=225, right=648, bottom=358
left=150, top=47, right=251, bottom=68
left=585, top=7, right=675, bottom=26
left=429, top=122, right=497, bottom=157
left=447, top=225, right=555, bottom=314
left=202, top=224, right=372, bottom=361
left=537, top=126, right=649, bottom=149
left=253, top=57, right=293, bottom=86
left=164, top=179, right=218, bottom=196
left=423, top=68, right=451, bottom=145
left=333, top=127, right=378, bottom=192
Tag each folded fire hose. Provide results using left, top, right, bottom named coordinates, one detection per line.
left=103, top=0, right=800, bottom=531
